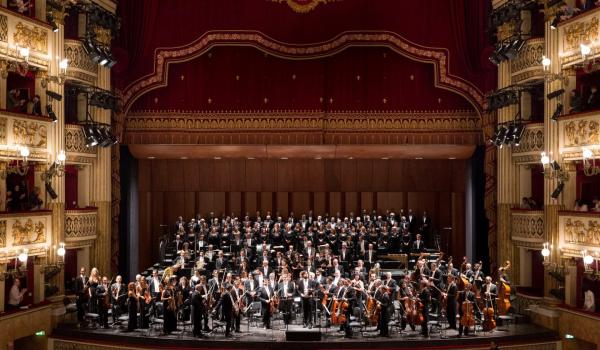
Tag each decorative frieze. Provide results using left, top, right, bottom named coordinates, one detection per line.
left=0, top=8, right=51, bottom=68
left=559, top=112, right=600, bottom=160
left=559, top=211, right=600, bottom=256
left=12, top=119, right=47, bottom=148
left=510, top=38, right=544, bottom=84
left=0, top=211, right=52, bottom=259
left=65, top=208, right=98, bottom=242
left=512, top=123, right=544, bottom=163
left=511, top=210, right=545, bottom=244
left=559, top=11, right=600, bottom=67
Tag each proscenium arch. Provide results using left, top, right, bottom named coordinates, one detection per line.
left=121, top=30, right=485, bottom=119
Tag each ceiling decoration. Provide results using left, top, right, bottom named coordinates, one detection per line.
left=269, top=0, right=340, bottom=13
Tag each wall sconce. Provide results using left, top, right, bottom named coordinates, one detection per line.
left=540, top=152, right=570, bottom=182
left=583, top=148, right=600, bottom=176
left=42, top=243, right=65, bottom=275
left=41, top=150, right=66, bottom=182
left=542, top=242, right=551, bottom=264
left=540, top=56, right=568, bottom=84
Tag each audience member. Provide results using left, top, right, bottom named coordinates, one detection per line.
left=574, top=199, right=589, bottom=212
left=30, top=95, right=42, bottom=116
left=521, top=197, right=531, bottom=209
left=569, top=90, right=583, bottom=113
left=7, top=278, right=28, bottom=310
left=586, top=85, right=600, bottom=110
left=28, top=186, right=43, bottom=210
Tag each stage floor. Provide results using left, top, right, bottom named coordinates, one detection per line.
left=52, top=317, right=559, bottom=350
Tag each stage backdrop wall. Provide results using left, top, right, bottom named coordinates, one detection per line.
left=136, top=158, right=467, bottom=269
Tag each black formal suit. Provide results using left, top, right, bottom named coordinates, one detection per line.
left=214, top=291, right=235, bottom=336
left=364, top=249, right=377, bottom=266
left=338, top=248, right=352, bottom=265
left=418, top=287, right=431, bottom=336
left=446, top=282, right=458, bottom=329
left=96, top=284, right=109, bottom=328
left=215, top=257, right=227, bottom=271
left=191, top=290, right=205, bottom=337
left=258, top=285, right=275, bottom=328
left=75, top=274, right=88, bottom=322
left=377, top=291, right=391, bottom=336
left=278, top=281, right=295, bottom=324
left=411, top=239, right=426, bottom=253
left=408, top=215, right=419, bottom=234
left=296, top=278, right=316, bottom=326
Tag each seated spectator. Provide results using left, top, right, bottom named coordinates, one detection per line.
left=8, top=184, right=26, bottom=211
left=528, top=197, right=538, bottom=209
left=29, top=95, right=42, bottom=116
left=569, top=90, right=583, bottom=113
left=7, top=89, right=26, bottom=113
left=574, top=199, right=589, bottom=212
left=592, top=199, right=600, bottom=212
left=7, top=278, right=28, bottom=310
left=6, top=190, right=13, bottom=211
left=586, top=85, right=600, bottom=110
left=560, top=3, right=580, bottom=20
left=8, top=0, right=31, bottom=15
left=521, top=197, right=531, bottom=209
left=28, top=186, right=43, bottom=210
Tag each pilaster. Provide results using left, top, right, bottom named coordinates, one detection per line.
left=0, top=263, right=6, bottom=312
left=565, top=260, right=578, bottom=306
left=0, top=162, right=6, bottom=211
left=33, top=256, right=45, bottom=304
left=0, top=67, right=6, bottom=110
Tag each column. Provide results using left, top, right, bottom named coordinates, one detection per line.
left=563, top=163, right=577, bottom=212
left=0, top=162, right=6, bottom=211
left=77, top=165, right=90, bottom=208
left=33, top=256, right=45, bottom=304
left=0, top=263, right=6, bottom=312
left=90, top=66, right=112, bottom=276
left=47, top=23, right=66, bottom=295
left=543, top=20, right=564, bottom=299
left=0, top=63, right=6, bottom=110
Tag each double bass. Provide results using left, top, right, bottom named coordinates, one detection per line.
left=496, top=261, right=511, bottom=315
left=460, top=300, right=475, bottom=328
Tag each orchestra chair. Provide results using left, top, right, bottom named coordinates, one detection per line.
left=147, top=302, right=164, bottom=336
left=348, top=306, right=364, bottom=337
left=209, top=317, right=225, bottom=337
left=84, top=312, right=100, bottom=329
left=178, top=310, right=193, bottom=338
left=245, top=301, right=263, bottom=332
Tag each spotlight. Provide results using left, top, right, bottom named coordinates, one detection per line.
left=550, top=15, right=560, bottom=30
left=51, top=21, right=59, bottom=32
left=512, top=123, right=525, bottom=146
left=82, top=124, right=98, bottom=147
left=551, top=160, right=561, bottom=171
left=503, top=123, right=515, bottom=145
left=551, top=103, right=563, bottom=122
left=46, top=104, right=57, bottom=122
left=494, top=125, right=508, bottom=147
left=547, top=89, right=565, bottom=99
left=504, top=39, right=524, bottom=60
left=45, top=181, right=58, bottom=199
left=551, top=181, right=564, bottom=199
left=489, top=52, right=501, bottom=65
left=46, top=90, right=63, bottom=101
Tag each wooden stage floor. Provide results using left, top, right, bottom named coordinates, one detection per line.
left=52, top=318, right=559, bottom=350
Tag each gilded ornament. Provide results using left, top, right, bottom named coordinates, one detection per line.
left=65, top=124, right=96, bottom=154
left=12, top=119, right=47, bottom=148
left=269, top=0, right=337, bottom=14
left=0, top=14, right=7, bottom=42
left=13, top=22, right=48, bottom=54
left=563, top=217, right=600, bottom=247
left=564, top=119, right=600, bottom=147
left=65, top=210, right=97, bottom=239
left=92, top=25, right=112, bottom=47
left=0, top=117, right=7, bottom=144
left=0, top=220, right=5, bottom=248
left=511, top=211, right=544, bottom=241
left=11, top=219, right=45, bottom=246
left=564, top=17, right=599, bottom=51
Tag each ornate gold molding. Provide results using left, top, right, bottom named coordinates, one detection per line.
left=12, top=119, right=47, bottom=148
left=13, top=22, right=48, bottom=54
left=510, top=38, right=544, bottom=84
left=65, top=209, right=97, bottom=242
left=512, top=123, right=544, bottom=161
left=0, top=14, right=7, bottom=42
left=121, top=31, right=485, bottom=115
left=64, top=39, right=98, bottom=84
left=511, top=210, right=545, bottom=243
left=65, top=124, right=97, bottom=155
left=269, top=0, right=339, bottom=13
left=564, top=17, right=598, bottom=52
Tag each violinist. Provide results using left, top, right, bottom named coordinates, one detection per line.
left=418, top=279, right=431, bottom=337
left=458, top=283, right=476, bottom=337
left=208, top=270, right=221, bottom=300
left=111, top=275, right=126, bottom=325
left=444, top=274, right=458, bottom=330
left=472, top=262, right=484, bottom=290
left=258, top=279, right=274, bottom=329
left=336, top=279, right=355, bottom=338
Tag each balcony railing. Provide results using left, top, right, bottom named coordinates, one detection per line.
left=64, top=39, right=98, bottom=85
left=511, top=209, right=544, bottom=244
left=0, top=210, right=52, bottom=260
left=65, top=208, right=98, bottom=243
left=558, top=110, right=600, bottom=160
left=510, top=37, right=544, bottom=84
left=512, top=122, right=544, bottom=164
left=65, top=124, right=97, bottom=161
left=559, top=211, right=600, bottom=257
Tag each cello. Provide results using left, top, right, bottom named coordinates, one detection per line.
left=481, top=293, right=496, bottom=332
left=460, top=300, right=475, bottom=328
left=496, top=261, right=511, bottom=316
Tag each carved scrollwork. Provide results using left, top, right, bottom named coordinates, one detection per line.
left=563, top=119, right=600, bottom=147
left=65, top=210, right=97, bottom=240
left=563, top=217, right=600, bottom=247
left=513, top=124, right=544, bottom=155
left=64, top=40, right=98, bottom=83
left=0, top=14, right=7, bottom=42
left=0, top=117, right=7, bottom=144
left=12, top=119, right=47, bottom=148
left=564, top=17, right=599, bottom=52
left=65, top=124, right=96, bottom=154
left=510, top=38, right=544, bottom=83
left=0, top=220, right=5, bottom=248
left=269, top=0, right=339, bottom=13
left=511, top=210, right=544, bottom=241
left=13, top=22, right=48, bottom=54
left=11, top=219, right=45, bottom=246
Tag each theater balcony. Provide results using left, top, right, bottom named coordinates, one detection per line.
left=65, top=207, right=97, bottom=245
left=558, top=110, right=600, bottom=161
left=512, top=122, right=544, bottom=164
left=64, top=124, right=97, bottom=162
left=511, top=209, right=544, bottom=246
left=510, top=37, right=545, bottom=85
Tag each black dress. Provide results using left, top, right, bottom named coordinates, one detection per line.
left=127, top=294, right=138, bottom=331
left=163, top=290, right=177, bottom=334
left=88, top=281, right=99, bottom=313
left=139, top=289, right=149, bottom=328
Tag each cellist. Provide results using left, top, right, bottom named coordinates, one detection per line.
left=483, top=276, right=498, bottom=314
left=458, top=283, right=476, bottom=337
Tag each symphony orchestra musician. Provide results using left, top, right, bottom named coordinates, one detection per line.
left=75, top=209, right=510, bottom=339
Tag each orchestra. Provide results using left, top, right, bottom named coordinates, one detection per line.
left=75, top=210, right=512, bottom=339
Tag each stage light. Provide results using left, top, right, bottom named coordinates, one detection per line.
left=551, top=160, right=561, bottom=171
left=46, top=104, right=57, bottom=122
left=494, top=125, right=508, bottom=148
left=83, top=124, right=98, bottom=147
left=547, top=89, right=565, bottom=100
left=551, top=181, right=564, bottom=199
left=550, top=15, right=560, bottom=29
left=512, top=123, right=525, bottom=146
left=45, top=181, right=58, bottom=199
left=551, top=103, right=563, bottom=122
left=51, top=21, right=59, bottom=32
left=46, top=90, right=63, bottom=101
